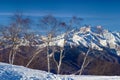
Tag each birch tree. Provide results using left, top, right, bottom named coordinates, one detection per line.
left=1, top=13, right=31, bottom=64
left=39, top=15, right=59, bottom=72
left=25, top=15, right=59, bottom=69
left=52, top=16, right=83, bottom=74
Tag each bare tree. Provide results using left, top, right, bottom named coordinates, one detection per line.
left=52, top=16, right=83, bottom=74
left=52, top=21, right=67, bottom=74
left=38, top=15, right=59, bottom=72
left=26, top=15, right=83, bottom=74
left=25, top=15, right=58, bottom=69
left=52, top=43, right=65, bottom=74
left=1, top=13, right=31, bottom=64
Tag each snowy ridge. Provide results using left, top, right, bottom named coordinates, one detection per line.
left=0, top=62, right=120, bottom=80
left=50, top=26, right=120, bottom=55
left=2, top=26, right=120, bottom=55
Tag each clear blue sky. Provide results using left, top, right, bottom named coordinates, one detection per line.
left=0, top=0, right=120, bottom=31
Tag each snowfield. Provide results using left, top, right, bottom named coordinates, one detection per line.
left=0, top=62, right=120, bottom=80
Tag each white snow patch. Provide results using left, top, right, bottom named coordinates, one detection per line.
left=0, top=62, right=120, bottom=80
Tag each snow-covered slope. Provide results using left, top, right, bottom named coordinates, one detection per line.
left=0, top=62, right=120, bottom=80
left=0, top=62, right=70, bottom=80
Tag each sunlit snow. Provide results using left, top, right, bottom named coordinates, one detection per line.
left=0, top=62, right=120, bottom=80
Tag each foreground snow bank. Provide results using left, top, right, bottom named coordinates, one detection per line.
left=60, top=75, right=120, bottom=80
left=0, top=62, right=120, bottom=80
left=0, top=62, right=71, bottom=80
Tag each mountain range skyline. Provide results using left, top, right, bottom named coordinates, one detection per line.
left=0, top=0, right=120, bottom=31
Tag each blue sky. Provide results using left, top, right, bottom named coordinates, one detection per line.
left=0, top=0, right=120, bottom=31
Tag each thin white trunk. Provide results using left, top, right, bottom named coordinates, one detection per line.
left=9, top=49, right=13, bottom=64
left=11, top=50, right=16, bottom=64
left=26, top=49, right=43, bottom=67
left=79, top=48, right=90, bottom=75
left=9, top=44, right=15, bottom=64
left=57, top=48, right=64, bottom=74
left=11, top=45, right=19, bottom=64
left=47, top=41, right=50, bottom=72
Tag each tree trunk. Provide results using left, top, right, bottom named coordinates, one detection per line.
left=47, top=41, right=50, bottom=72
left=11, top=50, right=16, bottom=64
left=26, top=49, right=43, bottom=67
left=9, top=49, right=13, bottom=64
left=57, top=48, right=64, bottom=74
left=79, top=48, right=90, bottom=75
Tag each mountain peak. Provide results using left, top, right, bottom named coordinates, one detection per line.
left=79, top=26, right=91, bottom=33
left=51, top=26, right=120, bottom=56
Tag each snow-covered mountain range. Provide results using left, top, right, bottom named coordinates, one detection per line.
left=43, top=26, right=120, bottom=56
left=2, top=25, right=120, bottom=56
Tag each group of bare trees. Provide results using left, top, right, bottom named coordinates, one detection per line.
left=0, top=13, right=92, bottom=75
left=0, top=13, right=31, bottom=64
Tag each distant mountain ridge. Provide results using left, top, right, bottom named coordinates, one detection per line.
left=50, top=26, right=120, bottom=56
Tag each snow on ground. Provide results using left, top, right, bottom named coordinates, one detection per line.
left=0, top=62, right=71, bottom=80
left=60, top=75, right=120, bottom=80
left=0, top=62, right=120, bottom=80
